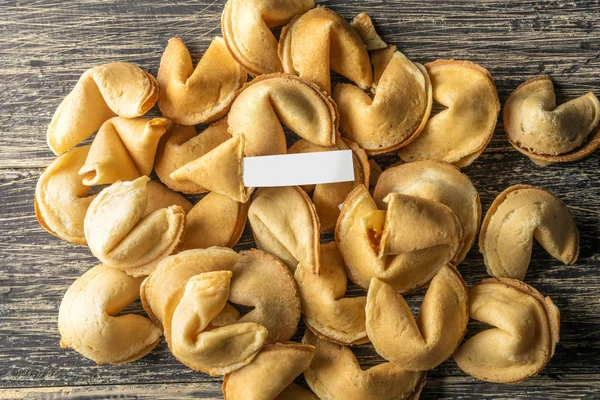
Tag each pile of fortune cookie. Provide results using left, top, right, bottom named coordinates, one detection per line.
left=34, top=1, right=596, bottom=399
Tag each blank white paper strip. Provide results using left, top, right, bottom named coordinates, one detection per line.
left=243, top=150, right=355, bottom=187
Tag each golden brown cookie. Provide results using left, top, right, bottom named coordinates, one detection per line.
left=334, top=49, right=432, bottom=154
left=47, top=62, right=157, bottom=155
left=154, top=119, right=231, bottom=194
left=222, top=0, right=314, bottom=76
left=178, top=192, right=248, bottom=251
left=336, top=185, right=463, bottom=293
left=248, top=186, right=321, bottom=273
left=302, top=330, right=426, bottom=400
left=79, top=117, right=169, bottom=186
left=142, top=248, right=301, bottom=375
left=504, top=75, right=600, bottom=165
left=279, top=6, right=373, bottom=94
left=296, top=242, right=367, bottom=345
left=58, top=264, right=161, bottom=364
left=157, top=37, right=246, bottom=125
left=366, top=264, right=468, bottom=371
left=35, top=146, right=95, bottom=244
left=84, top=176, right=186, bottom=276
left=479, top=184, right=579, bottom=280
left=222, top=343, right=316, bottom=400
left=398, top=60, right=500, bottom=167
left=227, top=73, right=338, bottom=156
left=373, top=160, right=481, bottom=265
left=454, top=278, right=560, bottom=383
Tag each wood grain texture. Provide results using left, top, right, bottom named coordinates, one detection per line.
left=0, top=0, right=599, bottom=398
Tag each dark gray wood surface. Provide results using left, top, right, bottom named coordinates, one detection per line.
left=1, top=0, right=599, bottom=398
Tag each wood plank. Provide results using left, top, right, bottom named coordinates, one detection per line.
left=2, top=375, right=599, bottom=399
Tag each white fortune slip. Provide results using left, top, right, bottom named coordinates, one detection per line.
left=243, top=150, right=355, bottom=187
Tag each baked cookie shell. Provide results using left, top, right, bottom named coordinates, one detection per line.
left=504, top=75, right=600, bottom=165
left=373, top=159, right=481, bottom=265
left=454, top=278, right=560, bottom=383
left=398, top=59, right=500, bottom=167
left=479, top=184, right=579, bottom=280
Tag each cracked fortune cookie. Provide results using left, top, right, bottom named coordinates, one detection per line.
left=335, top=185, right=463, bottom=293
left=288, top=138, right=369, bottom=232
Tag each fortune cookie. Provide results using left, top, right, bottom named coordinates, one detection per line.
left=142, top=248, right=301, bottom=375
left=84, top=176, right=186, bottom=276
left=334, top=49, right=432, bottom=154
left=157, top=37, right=246, bottom=125
left=58, top=264, right=161, bottom=364
left=366, top=264, right=468, bottom=371
left=47, top=62, right=158, bottom=155
left=504, top=75, right=600, bottom=165
left=479, top=184, right=579, bottom=280
left=228, top=249, right=301, bottom=344
left=178, top=192, right=249, bottom=251
left=373, top=160, right=481, bottom=265
left=350, top=13, right=388, bottom=51
left=302, top=330, right=426, bottom=400
left=288, top=138, right=369, bottom=232
left=155, top=119, right=230, bottom=193
left=336, top=185, right=463, bottom=292
left=248, top=186, right=320, bottom=273
left=398, top=60, right=500, bottom=167
left=170, top=134, right=251, bottom=202
left=35, top=146, right=95, bottom=244
left=146, top=180, right=193, bottom=214
left=228, top=73, right=338, bottom=156
left=295, top=242, right=367, bottom=345
left=222, top=0, right=314, bottom=76
left=454, top=278, right=560, bottom=383
left=222, top=343, right=316, bottom=400
left=79, top=117, right=169, bottom=186
left=279, top=7, right=373, bottom=95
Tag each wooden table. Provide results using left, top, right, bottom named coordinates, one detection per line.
left=1, top=0, right=599, bottom=398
